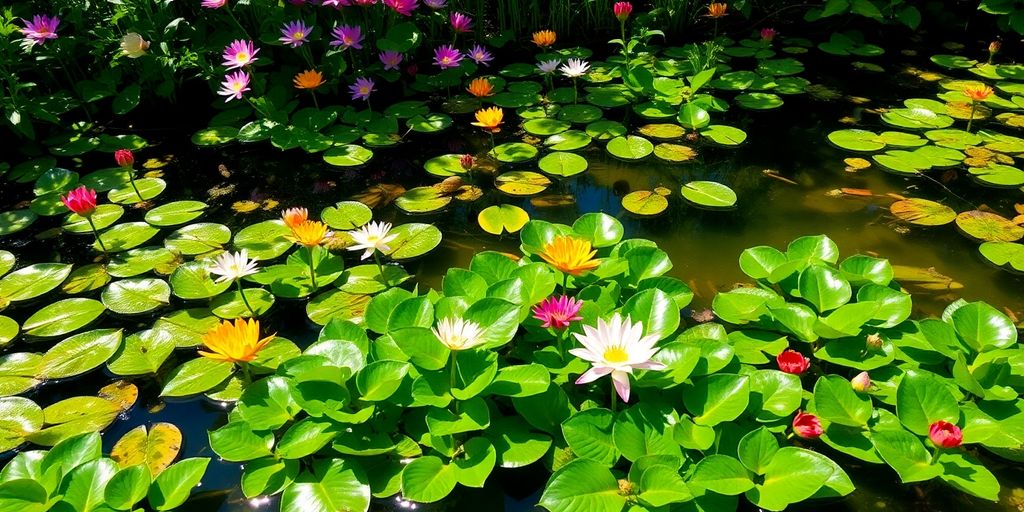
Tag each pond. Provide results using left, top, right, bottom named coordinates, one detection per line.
left=2, top=3, right=1024, bottom=512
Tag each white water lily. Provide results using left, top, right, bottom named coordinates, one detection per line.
left=570, top=313, right=665, bottom=402
left=120, top=32, right=149, bottom=58
left=432, top=317, right=484, bottom=351
left=347, top=221, right=398, bottom=260
left=208, top=249, right=259, bottom=284
left=537, top=59, right=561, bottom=74
left=559, top=58, right=590, bottom=78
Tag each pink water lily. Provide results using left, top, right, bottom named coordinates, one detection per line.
left=433, top=44, right=462, bottom=69
left=279, top=20, right=311, bottom=48
left=384, top=0, right=418, bottom=16
left=449, top=12, right=473, bottom=33
left=218, top=70, right=251, bottom=102
left=201, top=0, right=227, bottom=7
left=20, top=15, right=60, bottom=46
left=424, top=0, right=446, bottom=8
left=222, top=40, right=260, bottom=69
left=532, top=295, right=583, bottom=330
left=379, top=50, right=403, bottom=71
left=330, top=25, right=363, bottom=50
left=571, top=313, right=665, bottom=402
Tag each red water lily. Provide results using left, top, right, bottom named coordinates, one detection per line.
left=929, top=421, right=963, bottom=449
left=776, top=349, right=810, bottom=375
left=792, top=411, right=823, bottom=439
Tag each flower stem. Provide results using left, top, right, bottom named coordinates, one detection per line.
left=967, top=101, right=977, bottom=132
left=240, top=362, right=253, bottom=386
left=561, top=272, right=569, bottom=293
left=610, top=383, right=618, bottom=413
left=126, top=167, right=142, bottom=200
left=556, top=330, right=566, bottom=361
left=450, top=350, right=459, bottom=390
left=307, top=245, right=319, bottom=292
left=236, top=279, right=257, bottom=318
left=373, top=250, right=391, bottom=288
left=87, top=217, right=108, bottom=254
left=310, top=91, right=319, bottom=109
left=572, top=77, right=578, bottom=105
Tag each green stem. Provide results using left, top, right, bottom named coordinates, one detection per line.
left=88, top=217, right=107, bottom=254
left=966, top=101, right=977, bottom=132
left=561, top=272, right=569, bottom=293
left=610, top=382, right=618, bottom=413
left=930, top=445, right=942, bottom=464
left=237, top=279, right=257, bottom=318
left=572, top=77, right=578, bottom=105
left=556, top=329, right=566, bottom=361
left=310, top=91, right=319, bottom=109
left=620, top=21, right=629, bottom=73
left=373, top=250, right=390, bottom=288
left=450, top=350, right=459, bottom=390
left=240, top=362, right=253, bottom=386
left=225, top=5, right=252, bottom=40
left=307, top=245, right=319, bottom=291
left=126, top=167, right=142, bottom=200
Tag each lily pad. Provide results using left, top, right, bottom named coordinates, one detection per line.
left=478, top=205, right=530, bottom=235
left=0, top=316, right=18, bottom=346
left=0, top=210, right=38, bottom=236
left=638, top=124, right=686, bottom=140
left=538, top=152, right=588, bottom=177
left=233, top=220, right=294, bottom=260
left=62, top=204, right=124, bottom=234
left=585, top=120, right=628, bottom=140
left=881, top=108, right=954, bottom=130
left=955, top=211, right=1024, bottom=242
left=654, top=143, right=698, bottom=163
left=322, top=201, right=373, bottom=230
left=211, top=288, right=276, bottom=319
left=306, top=290, right=371, bottom=325
left=408, top=113, right=453, bottom=133
left=169, top=261, right=232, bottom=300
left=324, top=145, right=374, bottom=167
left=424, top=155, right=469, bottom=177
left=164, top=223, right=231, bottom=256
left=145, top=201, right=208, bottom=227
left=930, top=55, right=977, bottom=69
left=622, top=191, right=669, bottom=216
left=557, top=104, right=603, bottom=124
left=967, top=164, right=1024, bottom=188
left=495, top=171, right=551, bottom=196
left=108, top=178, right=166, bottom=204
left=102, top=278, right=172, bottom=315
left=828, top=129, right=884, bottom=152
left=544, top=130, right=592, bottom=151
left=38, top=328, right=123, bottom=379
left=22, top=298, right=106, bottom=338
left=490, top=143, right=539, bottom=163
left=680, top=181, right=737, bottom=209
left=61, top=264, right=112, bottom=294
left=0, top=251, right=13, bottom=278
left=0, top=263, right=72, bottom=303
left=395, top=187, right=453, bottom=214
left=385, top=223, right=443, bottom=260
left=107, top=246, right=179, bottom=278
left=523, top=118, right=571, bottom=136
left=192, top=126, right=239, bottom=146
left=890, top=199, right=956, bottom=226
left=700, top=125, right=748, bottom=146
left=735, top=93, right=784, bottom=110
left=606, top=136, right=654, bottom=160
left=979, top=242, right=1024, bottom=273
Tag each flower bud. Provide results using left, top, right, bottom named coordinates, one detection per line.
left=929, top=420, right=963, bottom=449
left=851, top=371, right=871, bottom=392
left=614, top=1, right=633, bottom=22
left=989, top=41, right=1001, bottom=54
left=460, top=154, right=475, bottom=170
left=114, top=149, right=134, bottom=168
left=120, top=32, right=149, bottom=58
left=760, top=28, right=777, bottom=42
left=793, top=411, right=823, bottom=439
left=776, top=349, right=810, bottom=375
left=865, top=333, right=883, bottom=351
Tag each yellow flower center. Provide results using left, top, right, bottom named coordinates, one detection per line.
left=360, top=86, right=371, bottom=95
left=293, top=31, right=304, bottom=39
left=604, top=347, right=629, bottom=363
left=237, top=52, right=249, bottom=61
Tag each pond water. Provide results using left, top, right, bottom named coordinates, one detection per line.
left=2, top=29, right=1023, bottom=512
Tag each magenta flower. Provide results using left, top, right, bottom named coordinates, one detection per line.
left=424, top=0, right=446, bottom=8
left=330, top=25, right=363, bottom=50
left=533, top=296, right=583, bottom=330
left=384, top=0, right=419, bottom=16
left=20, top=15, right=60, bottom=46
left=349, top=77, right=375, bottom=101
left=201, top=0, right=227, bottom=8
left=354, top=0, right=378, bottom=5
left=467, top=44, right=493, bottom=66
left=279, top=20, right=311, bottom=48
left=321, top=0, right=352, bottom=6
left=218, top=70, right=251, bottom=102
left=433, top=45, right=463, bottom=70
left=222, top=40, right=260, bottom=69
left=450, top=12, right=473, bottom=33
left=379, top=50, right=403, bottom=71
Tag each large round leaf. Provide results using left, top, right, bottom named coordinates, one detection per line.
left=606, top=136, right=654, bottom=160
left=144, top=201, right=208, bottom=227
left=680, top=181, right=737, bottom=209
left=95, top=222, right=160, bottom=252
left=538, top=152, right=588, bottom=177
left=107, top=178, right=166, bottom=204
left=478, top=205, right=530, bottom=235
left=539, top=459, right=624, bottom=512
left=164, top=223, right=231, bottom=256
left=323, top=145, right=373, bottom=167
left=233, top=220, right=293, bottom=260
left=395, top=187, right=452, bottom=214
left=0, top=210, right=39, bottom=236
left=39, top=328, right=123, bottom=379
left=955, top=210, right=1023, bottom=242
left=62, top=204, right=124, bottom=234
left=102, top=278, right=172, bottom=315
left=281, top=459, right=370, bottom=512
left=0, top=263, right=72, bottom=303
left=490, top=143, right=538, bottom=163
left=169, top=261, right=232, bottom=300
left=22, top=298, right=106, bottom=338
left=622, top=190, right=669, bottom=216
left=890, top=199, right=956, bottom=226
left=495, top=171, right=551, bottom=196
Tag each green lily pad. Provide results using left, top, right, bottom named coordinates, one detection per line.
left=102, top=278, right=172, bottom=315
left=633, top=101, right=677, bottom=120
left=585, top=120, right=627, bottom=140
left=0, top=210, right=38, bottom=236
left=701, top=125, right=748, bottom=146
left=622, top=190, right=669, bottom=216
left=681, top=181, right=737, bottom=209
left=881, top=108, right=954, bottom=130
left=8, top=157, right=56, bottom=183
left=930, top=55, right=977, bottom=69
left=385, top=223, right=443, bottom=260
left=322, top=201, right=373, bottom=230
left=30, top=193, right=69, bottom=217
left=872, top=150, right=930, bottom=175
left=62, top=204, right=124, bottom=234
left=0, top=251, right=13, bottom=278
left=306, top=290, right=371, bottom=326
left=107, top=246, right=179, bottom=278
left=735, top=93, right=784, bottom=110
left=0, top=397, right=42, bottom=451
left=638, top=124, right=686, bottom=140
left=955, top=210, right=1024, bottom=242
left=544, top=130, right=592, bottom=151
left=108, top=178, right=166, bottom=204
left=211, top=288, right=276, bottom=319
left=478, top=205, right=530, bottom=235
left=606, top=136, right=654, bottom=160
left=491, top=143, right=539, bottom=163
left=424, top=155, right=469, bottom=177
left=34, top=168, right=79, bottom=196
left=495, top=171, right=551, bottom=196
left=0, top=263, right=72, bottom=303
left=710, top=70, right=758, bottom=91
left=890, top=199, right=957, bottom=226
left=61, top=264, right=111, bottom=294
left=556, top=104, right=603, bottom=124
left=979, top=242, right=1024, bottom=273
left=192, top=126, right=239, bottom=146
left=233, top=220, right=294, bottom=260
left=169, top=261, right=232, bottom=300
left=408, top=113, right=453, bottom=133
left=757, top=58, right=805, bottom=76
left=395, top=187, right=452, bottom=214
left=538, top=152, right=588, bottom=177
left=0, top=316, right=18, bottom=346
left=145, top=201, right=208, bottom=227
left=967, top=164, right=1024, bottom=188
left=324, top=145, right=374, bottom=167
left=925, top=129, right=983, bottom=150
left=22, top=298, right=106, bottom=338
left=654, top=143, right=698, bottom=163
left=164, top=223, right=231, bottom=256
left=38, top=328, right=123, bottom=379
left=523, top=118, right=571, bottom=136
left=828, top=129, right=884, bottom=152
left=385, top=101, right=430, bottom=118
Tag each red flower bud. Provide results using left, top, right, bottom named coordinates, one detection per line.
left=929, top=420, right=963, bottom=449
left=760, top=28, right=777, bottom=42
left=114, top=149, right=134, bottom=168
left=792, top=411, right=823, bottom=439
left=460, top=154, right=475, bottom=170
left=776, top=349, right=810, bottom=375
left=61, top=186, right=98, bottom=217
left=614, top=1, right=633, bottom=21
left=989, top=41, right=1001, bottom=54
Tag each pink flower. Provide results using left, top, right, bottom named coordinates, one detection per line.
left=424, top=0, right=446, bottom=8
left=20, top=15, right=60, bottom=46
left=467, top=44, right=493, bottom=66
left=354, top=0, right=377, bottom=4
left=460, top=154, right=475, bottom=169
left=330, top=25, right=363, bottom=50
left=379, top=50, right=403, bottom=71
left=349, top=77, right=375, bottom=101
left=613, top=2, right=633, bottom=21
left=792, top=411, right=823, bottom=439
left=218, top=70, right=251, bottom=102
left=777, top=349, right=810, bottom=375
left=760, top=27, right=777, bottom=41
left=929, top=421, right=963, bottom=448
left=222, top=40, right=260, bottom=69
left=532, top=295, right=583, bottom=330
left=114, top=149, right=134, bottom=168
left=450, top=12, right=473, bottom=33
left=321, top=0, right=352, bottom=6
left=279, top=20, right=311, bottom=48
left=61, top=186, right=98, bottom=217
left=201, top=0, right=227, bottom=8
left=851, top=371, right=871, bottom=392
left=433, top=44, right=463, bottom=69
left=384, top=0, right=418, bottom=16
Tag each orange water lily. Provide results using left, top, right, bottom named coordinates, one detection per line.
left=294, top=69, right=326, bottom=90
left=706, top=2, right=728, bottom=17
left=963, top=84, right=993, bottom=102
left=539, top=235, right=601, bottom=276
left=472, top=106, right=504, bottom=133
left=466, top=77, right=494, bottom=98
left=286, top=220, right=333, bottom=247
left=199, top=318, right=274, bottom=363
left=281, top=207, right=308, bottom=228
left=532, top=30, right=556, bottom=48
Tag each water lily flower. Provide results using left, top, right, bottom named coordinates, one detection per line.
left=963, top=84, right=994, bottom=102
left=20, top=15, right=60, bottom=46
left=467, top=44, right=494, bottom=66
left=354, top=0, right=377, bottom=5
left=533, top=295, right=583, bottom=329
left=539, top=235, right=601, bottom=276
left=433, top=317, right=485, bottom=351
left=380, top=50, right=404, bottom=71
left=286, top=220, right=333, bottom=247
left=120, top=32, right=149, bottom=58
left=865, top=332, right=883, bottom=351
left=349, top=77, right=375, bottom=101
left=218, top=70, right=251, bottom=102
left=433, top=45, right=463, bottom=69
left=222, top=40, right=260, bottom=69
left=792, top=411, right=823, bottom=439
left=281, top=207, right=308, bottom=228
left=466, top=77, right=494, bottom=97
left=929, top=420, right=963, bottom=448
left=279, top=20, right=311, bottom=47
left=776, top=349, right=810, bottom=375
left=450, top=12, right=473, bottom=33
left=208, top=249, right=260, bottom=284
left=114, top=149, right=134, bottom=168
left=532, top=30, right=556, bottom=48
left=571, top=313, right=665, bottom=403
left=851, top=371, right=871, bottom=392
left=559, top=58, right=590, bottom=78
left=293, top=69, right=325, bottom=90
left=61, top=186, right=98, bottom=217
left=321, top=0, right=351, bottom=7
left=613, top=2, right=633, bottom=21
left=348, top=221, right=397, bottom=259
left=424, top=0, right=446, bottom=8
left=706, top=2, right=728, bottom=18
left=537, top=59, right=561, bottom=74
left=760, top=27, right=777, bottom=41
left=989, top=40, right=1001, bottom=55
left=460, top=154, right=475, bottom=169
left=330, top=25, right=363, bottom=50
left=201, top=0, right=227, bottom=8
left=385, top=0, right=419, bottom=16
left=471, top=106, right=503, bottom=133
left=199, top=318, right=274, bottom=363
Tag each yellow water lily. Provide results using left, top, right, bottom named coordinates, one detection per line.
left=286, top=220, right=333, bottom=247
left=538, top=235, right=601, bottom=276
left=198, top=318, right=274, bottom=363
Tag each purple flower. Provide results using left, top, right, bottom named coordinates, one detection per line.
left=384, top=0, right=418, bottom=16
left=379, top=50, right=403, bottom=71
left=330, top=25, right=363, bottom=50
left=433, top=45, right=463, bottom=70
left=449, top=12, right=473, bottom=33
left=424, top=0, right=446, bottom=8
left=349, top=77, right=376, bottom=101
left=218, top=70, right=251, bottom=102
left=222, top=40, right=260, bottom=69
left=20, top=15, right=60, bottom=46
left=279, top=20, right=311, bottom=48
left=467, top=44, right=493, bottom=66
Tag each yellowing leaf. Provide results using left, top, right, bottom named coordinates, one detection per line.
left=478, top=205, right=530, bottom=235
left=232, top=200, right=260, bottom=213
left=99, top=380, right=138, bottom=410
left=111, top=422, right=182, bottom=476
